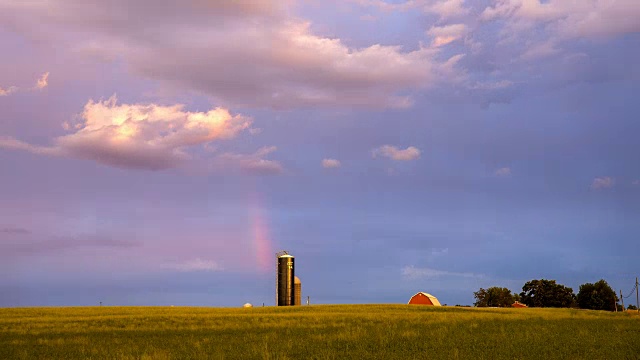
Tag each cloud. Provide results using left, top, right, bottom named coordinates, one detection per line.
left=350, top=0, right=470, bottom=19
left=481, top=0, right=560, bottom=22
left=1, top=227, right=30, bottom=234
left=468, top=80, right=513, bottom=90
left=0, top=235, right=138, bottom=256
left=494, top=167, right=512, bottom=177
left=591, top=176, right=614, bottom=190
left=322, top=158, right=342, bottom=168
left=35, top=72, right=49, bottom=89
left=0, top=73, right=50, bottom=95
left=430, top=248, right=449, bottom=257
left=0, top=96, right=275, bottom=171
left=0, top=0, right=460, bottom=109
left=401, top=265, right=483, bottom=280
left=520, top=41, right=560, bottom=61
left=372, top=145, right=421, bottom=161
left=347, top=0, right=416, bottom=13
left=214, top=146, right=284, bottom=175
left=481, top=0, right=640, bottom=39
left=426, top=0, right=470, bottom=19
left=427, top=24, right=466, bottom=47
left=633, top=180, right=640, bottom=186
left=0, top=136, right=60, bottom=156
left=168, top=258, right=224, bottom=272
left=0, top=86, right=18, bottom=96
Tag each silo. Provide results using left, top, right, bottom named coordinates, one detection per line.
left=294, top=276, right=302, bottom=306
left=276, top=251, right=295, bottom=306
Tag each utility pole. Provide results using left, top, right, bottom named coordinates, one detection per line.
left=620, top=290, right=624, bottom=311
left=636, top=276, right=640, bottom=313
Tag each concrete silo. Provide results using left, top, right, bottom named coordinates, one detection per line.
left=294, top=276, right=301, bottom=306
left=276, top=251, right=295, bottom=306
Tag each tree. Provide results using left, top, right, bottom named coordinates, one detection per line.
left=576, top=279, right=618, bottom=311
left=520, top=279, right=576, bottom=308
left=628, top=305, right=638, bottom=311
left=474, top=287, right=516, bottom=307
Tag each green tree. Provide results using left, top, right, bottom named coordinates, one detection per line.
left=473, top=287, right=515, bottom=307
left=628, top=304, right=638, bottom=310
left=576, top=279, right=618, bottom=311
left=520, top=279, right=575, bottom=308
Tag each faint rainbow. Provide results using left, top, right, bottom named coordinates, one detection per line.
left=248, top=188, right=273, bottom=274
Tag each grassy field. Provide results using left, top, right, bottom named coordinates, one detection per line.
left=0, top=305, right=638, bottom=360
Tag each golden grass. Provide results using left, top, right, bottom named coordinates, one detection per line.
left=0, top=305, right=638, bottom=359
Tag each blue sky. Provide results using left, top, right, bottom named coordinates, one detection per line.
left=1, top=0, right=639, bottom=307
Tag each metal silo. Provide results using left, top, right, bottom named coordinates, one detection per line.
left=276, top=251, right=295, bottom=306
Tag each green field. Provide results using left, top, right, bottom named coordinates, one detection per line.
left=1, top=305, right=638, bottom=359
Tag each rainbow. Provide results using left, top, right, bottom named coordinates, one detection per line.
left=248, top=191, right=273, bottom=274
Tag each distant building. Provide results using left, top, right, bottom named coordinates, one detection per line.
left=512, top=301, right=528, bottom=308
left=243, top=303, right=253, bottom=308
left=408, top=292, right=442, bottom=306
left=294, top=276, right=302, bottom=306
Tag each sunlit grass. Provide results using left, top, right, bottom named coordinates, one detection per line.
left=1, top=305, right=638, bottom=359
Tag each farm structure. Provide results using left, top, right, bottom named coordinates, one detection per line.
left=294, top=276, right=302, bottom=306
left=276, top=251, right=295, bottom=306
left=408, top=292, right=442, bottom=306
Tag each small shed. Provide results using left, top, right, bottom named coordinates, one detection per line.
left=408, top=292, right=442, bottom=306
left=512, top=301, right=527, bottom=308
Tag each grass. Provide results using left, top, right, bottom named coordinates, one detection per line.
left=0, top=305, right=639, bottom=359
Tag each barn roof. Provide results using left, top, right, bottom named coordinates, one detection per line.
left=409, top=292, right=442, bottom=306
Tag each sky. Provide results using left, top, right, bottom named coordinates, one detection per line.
left=1, top=0, right=639, bottom=307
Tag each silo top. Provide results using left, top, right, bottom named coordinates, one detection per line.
left=278, top=254, right=294, bottom=258
left=294, top=276, right=301, bottom=284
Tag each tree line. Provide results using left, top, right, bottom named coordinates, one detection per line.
left=473, top=279, right=635, bottom=311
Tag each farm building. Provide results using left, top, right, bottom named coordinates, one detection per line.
left=294, top=276, right=301, bottom=305
left=512, top=301, right=527, bottom=308
left=408, top=292, right=442, bottom=306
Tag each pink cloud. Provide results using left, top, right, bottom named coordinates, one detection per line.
left=0, top=86, right=18, bottom=96
left=482, top=0, right=640, bottom=39
left=591, top=177, right=614, bottom=190
left=427, top=0, right=470, bottom=19
left=0, top=0, right=461, bottom=109
left=214, top=146, right=284, bottom=175
left=35, top=72, right=49, bottom=89
left=372, top=145, right=421, bottom=161
left=0, top=72, right=49, bottom=95
left=322, top=158, right=342, bottom=168
left=0, top=96, right=282, bottom=172
left=427, top=24, right=466, bottom=47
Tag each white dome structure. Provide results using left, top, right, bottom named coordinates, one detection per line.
left=243, top=303, right=253, bottom=308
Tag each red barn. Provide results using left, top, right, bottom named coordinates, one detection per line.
left=408, top=292, right=442, bottom=306
left=512, top=301, right=528, bottom=308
